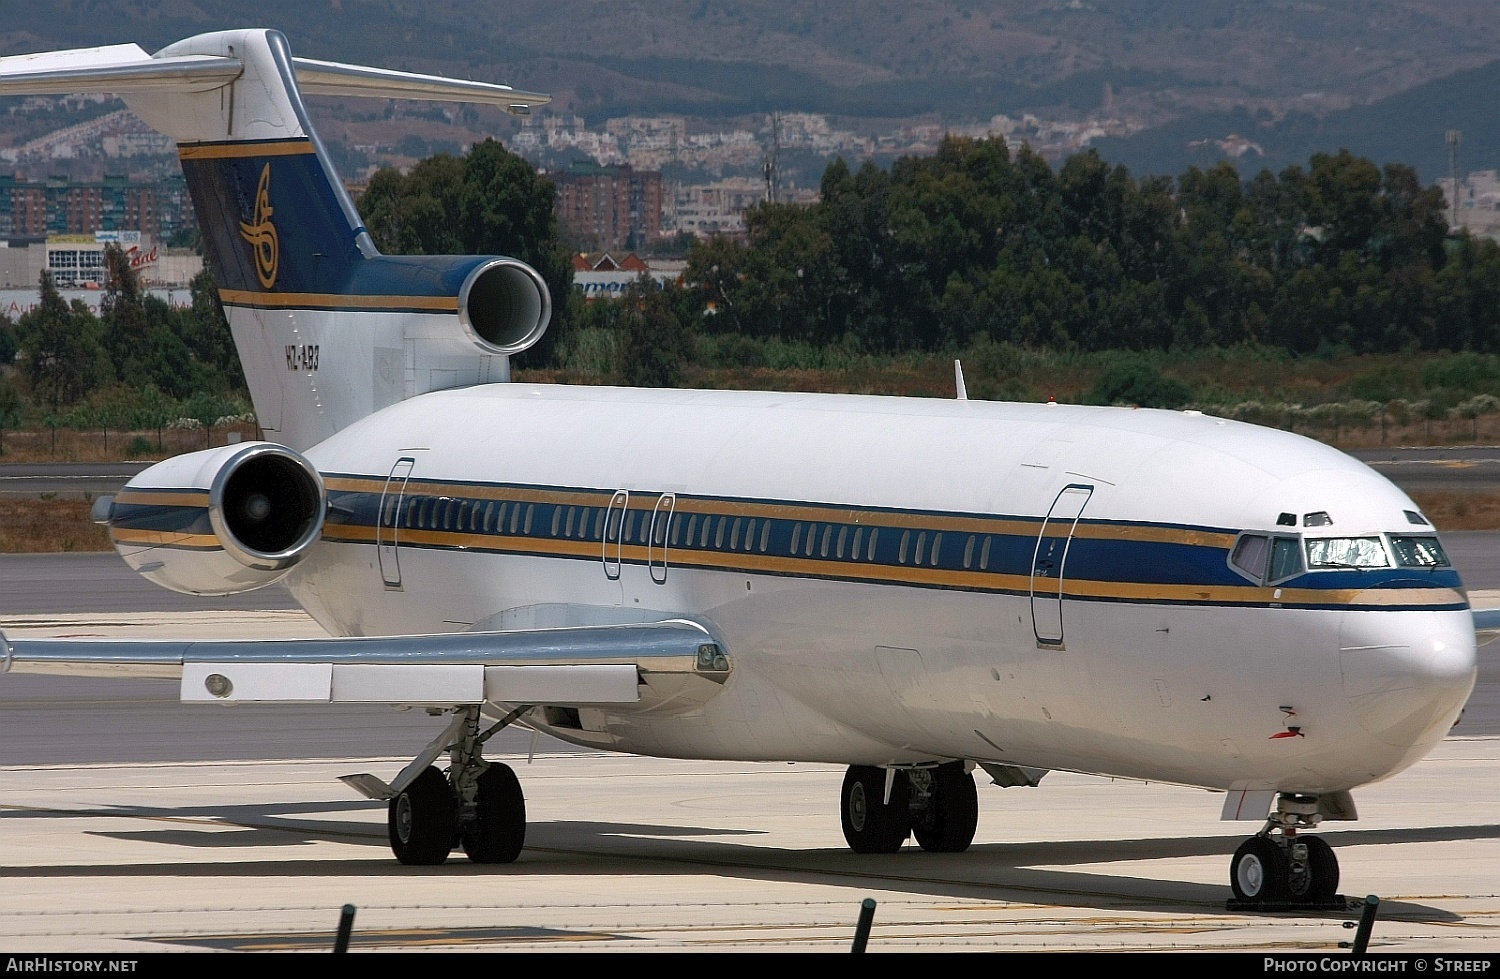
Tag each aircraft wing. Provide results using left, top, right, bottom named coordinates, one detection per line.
left=0, top=620, right=729, bottom=711
left=1473, top=608, right=1500, bottom=644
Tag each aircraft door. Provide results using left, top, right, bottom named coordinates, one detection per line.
left=647, top=493, right=676, bottom=584
left=602, top=490, right=629, bottom=580
left=1031, top=483, right=1093, bottom=646
left=377, top=457, right=415, bottom=589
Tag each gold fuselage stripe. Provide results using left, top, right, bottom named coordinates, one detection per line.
left=178, top=140, right=316, bottom=160
left=218, top=289, right=459, bottom=310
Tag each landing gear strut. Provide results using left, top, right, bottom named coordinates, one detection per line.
left=1229, top=794, right=1341, bottom=907
left=840, top=761, right=980, bottom=854
left=386, top=705, right=529, bottom=866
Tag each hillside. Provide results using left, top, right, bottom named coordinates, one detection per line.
left=4, top=1, right=1500, bottom=129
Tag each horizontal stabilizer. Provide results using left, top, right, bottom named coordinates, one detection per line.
left=0, top=41, right=548, bottom=113
left=291, top=58, right=548, bottom=112
left=0, top=44, right=241, bottom=96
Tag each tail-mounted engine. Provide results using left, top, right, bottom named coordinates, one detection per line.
left=95, top=442, right=326, bottom=595
left=459, top=258, right=551, bottom=355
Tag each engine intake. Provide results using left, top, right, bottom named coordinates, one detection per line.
left=101, top=442, right=326, bottom=595
left=458, top=258, right=551, bottom=354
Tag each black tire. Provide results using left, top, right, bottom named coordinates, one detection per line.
left=1299, top=835, right=1340, bottom=902
left=388, top=766, right=457, bottom=866
left=913, top=762, right=979, bottom=853
left=462, top=763, right=526, bottom=864
left=1231, top=836, right=1289, bottom=902
left=841, top=765, right=911, bottom=854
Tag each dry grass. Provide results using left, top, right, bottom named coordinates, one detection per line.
left=0, top=497, right=111, bottom=552
left=1406, top=491, right=1500, bottom=532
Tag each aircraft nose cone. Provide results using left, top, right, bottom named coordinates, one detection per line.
left=1339, top=611, right=1477, bottom=748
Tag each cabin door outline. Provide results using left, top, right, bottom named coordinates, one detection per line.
left=1030, top=483, right=1093, bottom=646
left=377, top=457, right=415, bottom=589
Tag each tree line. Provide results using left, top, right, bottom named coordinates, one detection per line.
left=0, top=245, right=247, bottom=449
left=683, top=140, right=1500, bottom=358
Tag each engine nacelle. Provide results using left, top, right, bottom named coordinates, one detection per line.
left=97, top=442, right=326, bottom=596
left=459, top=258, right=551, bottom=355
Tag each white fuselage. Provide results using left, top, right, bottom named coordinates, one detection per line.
left=286, top=384, right=1477, bottom=797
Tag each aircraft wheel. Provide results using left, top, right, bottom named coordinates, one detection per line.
left=841, top=765, right=911, bottom=853
left=913, top=762, right=979, bottom=853
left=1231, top=835, right=1289, bottom=902
left=388, top=766, right=456, bottom=865
left=462, top=763, right=526, bottom=864
left=1293, top=835, right=1340, bottom=902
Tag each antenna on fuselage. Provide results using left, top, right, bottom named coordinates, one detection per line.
left=954, top=360, right=968, bottom=401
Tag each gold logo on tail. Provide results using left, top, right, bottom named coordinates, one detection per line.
left=239, top=163, right=279, bottom=289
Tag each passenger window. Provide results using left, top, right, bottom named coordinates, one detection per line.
left=593, top=507, right=605, bottom=540
left=550, top=507, right=562, bottom=537
left=963, top=535, right=974, bottom=569
left=1268, top=537, right=1304, bottom=580
left=980, top=536, right=991, bottom=570
left=803, top=523, right=816, bottom=557
left=654, top=511, right=669, bottom=546
left=744, top=518, right=756, bottom=551
left=715, top=517, right=727, bottom=549
left=509, top=502, right=521, bottom=534
left=730, top=518, right=742, bottom=550
left=700, top=517, right=712, bottom=548
left=820, top=525, right=832, bottom=558
left=1389, top=535, right=1451, bottom=568
left=523, top=504, right=534, bottom=535
left=685, top=514, right=698, bottom=546
left=852, top=527, right=865, bottom=560
left=836, top=525, right=848, bottom=559
left=624, top=510, right=637, bottom=542
left=915, top=531, right=927, bottom=565
left=759, top=520, right=771, bottom=552
left=790, top=522, right=802, bottom=554
left=482, top=501, right=495, bottom=533
left=899, top=530, right=910, bottom=564
left=867, top=528, right=879, bottom=562
left=671, top=516, right=681, bottom=546
left=931, top=532, right=942, bottom=567
left=1231, top=534, right=1270, bottom=581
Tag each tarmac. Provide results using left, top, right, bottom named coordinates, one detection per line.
left=1, top=608, right=1497, bottom=953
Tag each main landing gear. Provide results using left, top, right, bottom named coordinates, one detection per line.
left=388, top=706, right=528, bottom=866
left=1228, top=794, right=1342, bottom=908
left=840, top=761, right=979, bottom=854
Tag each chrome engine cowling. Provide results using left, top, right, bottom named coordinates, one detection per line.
left=99, top=442, right=326, bottom=595
left=458, top=258, right=551, bottom=355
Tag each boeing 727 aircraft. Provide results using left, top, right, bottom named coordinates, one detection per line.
left=0, top=30, right=1479, bottom=907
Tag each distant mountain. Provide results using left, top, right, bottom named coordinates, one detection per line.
left=1092, top=58, right=1500, bottom=182
left=4, top=0, right=1500, bottom=178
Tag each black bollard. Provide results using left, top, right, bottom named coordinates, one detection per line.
left=851, top=898, right=877, bottom=953
left=334, top=903, right=356, bottom=953
left=1350, top=895, right=1379, bottom=955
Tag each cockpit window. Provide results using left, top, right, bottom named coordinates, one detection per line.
left=1305, top=537, right=1390, bottom=569
left=1269, top=537, right=1304, bottom=580
left=1231, top=535, right=1270, bottom=579
left=1388, top=535, right=1451, bottom=568
left=1229, top=533, right=1303, bottom=583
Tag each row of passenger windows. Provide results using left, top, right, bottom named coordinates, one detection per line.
left=386, top=494, right=1006, bottom=570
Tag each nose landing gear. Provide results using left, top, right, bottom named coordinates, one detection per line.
left=1228, top=794, right=1343, bottom=909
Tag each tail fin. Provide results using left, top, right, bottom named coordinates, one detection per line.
left=0, top=30, right=552, bottom=450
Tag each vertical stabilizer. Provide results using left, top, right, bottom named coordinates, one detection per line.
left=0, top=30, right=552, bottom=451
